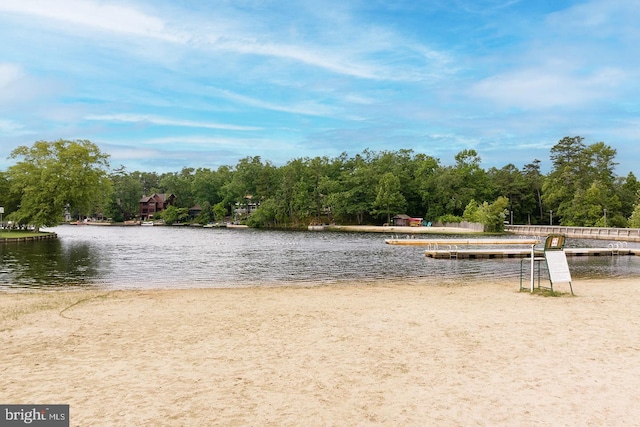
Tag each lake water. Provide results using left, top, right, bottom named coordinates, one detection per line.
left=2, top=225, right=640, bottom=290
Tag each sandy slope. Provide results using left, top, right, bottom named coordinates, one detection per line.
left=2, top=278, right=640, bottom=426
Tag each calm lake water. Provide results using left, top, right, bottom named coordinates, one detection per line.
left=2, top=225, right=640, bottom=290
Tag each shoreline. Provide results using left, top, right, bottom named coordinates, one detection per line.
left=0, top=232, right=57, bottom=243
left=2, top=278, right=640, bottom=425
left=326, top=224, right=479, bottom=234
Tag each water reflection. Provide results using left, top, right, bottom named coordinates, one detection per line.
left=0, top=239, right=102, bottom=289
left=1, top=225, right=639, bottom=290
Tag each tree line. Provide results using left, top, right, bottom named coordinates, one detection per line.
left=2, top=137, right=640, bottom=232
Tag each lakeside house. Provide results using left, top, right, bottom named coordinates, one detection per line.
left=139, top=193, right=176, bottom=220
left=189, top=205, right=202, bottom=219
left=392, top=214, right=425, bottom=227
left=393, top=214, right=412, bottom=226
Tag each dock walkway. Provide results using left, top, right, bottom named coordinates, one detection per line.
left=425, top=247, right=640, bottom=259
left=386, top=238, right=540, bottom=246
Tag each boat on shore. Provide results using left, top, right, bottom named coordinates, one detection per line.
left=204, top=222, right=227, bottom=228
left=308, top=225, right=328, bottom=231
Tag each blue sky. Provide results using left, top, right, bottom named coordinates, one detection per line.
left=1, top=0, right=639, bottom=175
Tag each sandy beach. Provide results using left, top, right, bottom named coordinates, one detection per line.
left=2, top=278, right=640, bottom=426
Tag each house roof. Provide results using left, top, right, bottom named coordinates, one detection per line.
left=139, top=193, right=174, bottom=203
left=393, top=214, right=412, bottom=220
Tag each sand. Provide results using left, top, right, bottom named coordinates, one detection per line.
left=2, top=278, right=640, bottom=426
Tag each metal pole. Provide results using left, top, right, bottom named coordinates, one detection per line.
left=604, top=208, right=607, bottom=228
left=550, top=210, right=553, bottom=225
left=530, top=244, right=535, bottom=292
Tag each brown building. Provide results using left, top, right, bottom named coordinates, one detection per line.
left=139, top=193, right=176, bottom=220
left=392, top=214, right=412, bottom=226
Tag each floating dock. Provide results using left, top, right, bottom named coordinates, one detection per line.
left=425, top=247, right=640, bottom=259
left=385, top=238, right=540, bottom=246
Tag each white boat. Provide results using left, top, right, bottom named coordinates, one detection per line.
left=308, top=225, right=327, bottom=231
left=141, top=221, right=154, bottom=226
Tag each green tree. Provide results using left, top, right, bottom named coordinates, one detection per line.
left=0, top=171, right=20, bottom=220
left=194, top=201, right=213, bottom=225
left=107, top=165, right=143, bottom=221
left=462, top=199, right=482, bottom=223
left=488, top=163, right=540, bottom=225
left=414, top=154, right=441, bottom=220
left=222, top=157, right=271, bottom=206
left=372, top=172, right=407, bottom=224
left=213, top=202, right=227, bottom=222
left=522, top=159, right=545, bottom=224
left=463, top=196, right=509, bottom=232
left=7, top=139, right=110, bottom=231
left=429, top=150, right=489, bottom=218
left=159, top=205, right=189, bottom=225
left=542, top=136, right=619, bottom=226
left=617, top=172, right=640, bottom=221
left=629, top=191, right=640, bottom=228
left=328, top=152, right=377, bottom=224
left=159, top=167, right=195, bottom=209
left=246, top=198, right=278, bottom=228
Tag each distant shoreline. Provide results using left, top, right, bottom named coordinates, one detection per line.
left=326, top=224, right=480, bottom=234
left=59, top=221, right=484, bottom=234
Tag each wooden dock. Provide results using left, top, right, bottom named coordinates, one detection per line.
left=385, top=238, right=540, bottom=246
left=425, top=247, right=640, bottom=259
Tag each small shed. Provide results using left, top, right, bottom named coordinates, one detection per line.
left=392, top=214, right=412, bottom=227
left=189, top=205, right=202, bottom=218
left=409, top=217, right=424, bottom=227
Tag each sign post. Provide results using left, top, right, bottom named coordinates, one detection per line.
left=543, top=234, right=573, bottom=295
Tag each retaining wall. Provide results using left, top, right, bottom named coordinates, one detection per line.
left=0, top=233, right=58, bottom=243
left=506, top=225, right=640, bottom=242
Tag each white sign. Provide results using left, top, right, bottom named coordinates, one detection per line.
left=545, top=250, right=572, bottom=283
left=0, top=207, right=4, bottom=214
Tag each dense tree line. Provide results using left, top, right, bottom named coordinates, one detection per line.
left=2, top=137, right=640, bottom=231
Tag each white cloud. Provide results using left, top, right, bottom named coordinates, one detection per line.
left=217, top=40, right=385, bottom=80
left=85, top=114, right=262, bottom=131
left=140, top=135, right=275, bottom=148
left=0, top=0, right=187, bottom=42
left=466, top=0, right=639, bottom=111
left=471, top=66, right=626, bottom=109
left=209, top=88, right=340, bottom=118
left=0, top=1, right=448, bottom=82
left=0, top=119, right=34, bottom=136
left=0, top=63, right=21, bottom=88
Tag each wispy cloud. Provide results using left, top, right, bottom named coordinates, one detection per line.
left=85, top=114, right=262, bottom=131
left=0, top=0, right=186, bottom=42
left=0, top=63, right=21, bottom=88
left=0, top=0, right=449, bottom=82
left=0, top=119, right=34, bottom=136
left=139, top=135, right=274, bottom=148
left=208, top=88, right=341, bottom=118
left=471, top=66, right=627, bottom=109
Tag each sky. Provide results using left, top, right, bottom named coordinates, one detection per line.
left=1, top=0, right=639, bottom=176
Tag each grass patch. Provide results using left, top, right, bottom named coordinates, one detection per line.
left=0, top=231, right=53, bottom=238
left=530, top=288, right=569, bottom=297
